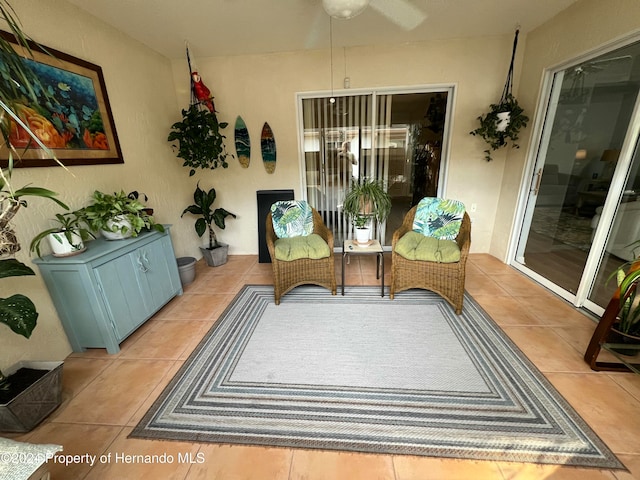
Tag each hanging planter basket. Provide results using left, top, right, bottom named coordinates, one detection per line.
left=470, top=29, right=529, bottom=161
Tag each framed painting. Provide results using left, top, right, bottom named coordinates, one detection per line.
left=0, top=31, right=123, bottom=167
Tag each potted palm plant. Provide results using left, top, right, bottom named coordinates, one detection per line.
left=342, top=178, right=391, bottom=244
left=81, top=190, right=164, bottom=240
left=181, top=182, right=236, bottom=266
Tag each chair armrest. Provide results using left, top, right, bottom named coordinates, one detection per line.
left=312, top=208, right=334, bottom=250
left=265, top=212, right=277, bottom=260
left=392, top=206, right=417, bottom=248
left=456, top=212, right=471, bottom=260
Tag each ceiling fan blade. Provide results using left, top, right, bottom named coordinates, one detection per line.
left=369, top=0, right=427, bottom=31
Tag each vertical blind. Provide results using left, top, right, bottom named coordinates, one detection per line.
left=302, top=94, right=392, bottom=245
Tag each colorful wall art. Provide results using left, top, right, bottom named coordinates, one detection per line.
left=261, top=122, right=276, bottom=174
left=234, top=116, right=250, bottom=168
left=0, top=31, right=123, bottom=167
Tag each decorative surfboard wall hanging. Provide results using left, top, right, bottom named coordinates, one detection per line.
left=234, top=116, right=250, bottom=168
left=261, top=122, right=276, bottom=174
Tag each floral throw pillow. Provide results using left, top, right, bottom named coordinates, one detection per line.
left=412, top=197, right=466, bottom=240
left=271, top=200, right=314, bottom=238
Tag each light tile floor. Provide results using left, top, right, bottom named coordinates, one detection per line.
left=7, top=253, right=640, bottom=479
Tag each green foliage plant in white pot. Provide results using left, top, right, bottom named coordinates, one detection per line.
left=342, top=177, right=391, bottom=244
left=470, top=93, right=529, bottom=161
left=29, top=210, right=95, bottom=258
left=81, top=190, right=164, bottom=240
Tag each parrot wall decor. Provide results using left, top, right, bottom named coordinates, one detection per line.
left=186, top=44, right=216, bottom=113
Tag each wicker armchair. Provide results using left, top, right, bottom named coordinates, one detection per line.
left=390, top=205, right=471, bottom=314
left=266, top=206, right=337, bottom=304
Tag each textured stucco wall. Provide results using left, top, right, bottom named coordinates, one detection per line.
left=173, top=35, right=521, bottom=256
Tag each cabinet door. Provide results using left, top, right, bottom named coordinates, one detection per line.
left=94, top=253, right=148, bottom=340
left=134, top=235, right=182, bottom=314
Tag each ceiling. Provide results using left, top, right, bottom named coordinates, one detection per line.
left=64, top=0, right=578, bottom=60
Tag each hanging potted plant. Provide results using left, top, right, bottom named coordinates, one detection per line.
left=470, top=29, right=529, bottom=161
left=168, top=56, right=234, bottom=177
left=168, top=104, right=233, bottom=176
left=181, top=182, right=236, bottom=267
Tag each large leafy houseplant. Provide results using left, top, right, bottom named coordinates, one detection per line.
left=168, top=104, right=232, bottom=176
left=0, top=0, right=69, bottom=389
left=615, top=265, right=640, bottom=338
left=342, top=177, right=392, bottom=226
left=342, top=177, right=392, bottom=244
left=181, top=182, right=236, bottom=250
left=80, top=190, right=164, bottom=239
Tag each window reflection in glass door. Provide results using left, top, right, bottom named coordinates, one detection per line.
left=300, top=90, right=451, bottom=247
left=514, top=39, right=640, bottom=311
left=589, top=139, right=640, bottom=308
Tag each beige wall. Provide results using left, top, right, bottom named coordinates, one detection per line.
left=490, top=0, right=640, bottom=261
left=173, top=35, right=520, bottom=255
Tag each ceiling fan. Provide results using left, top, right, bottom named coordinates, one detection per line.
left=322, top=0, right=427, bottom=31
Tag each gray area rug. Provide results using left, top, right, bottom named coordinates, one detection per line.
left=131, top=285, right=623, bottom=468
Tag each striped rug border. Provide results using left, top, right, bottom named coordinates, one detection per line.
left=131, top=285, right=624, bottom=470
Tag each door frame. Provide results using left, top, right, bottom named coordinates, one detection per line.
left=508, top=32, right=640, bottom=315
left=295, top=84, right=458, bottom=247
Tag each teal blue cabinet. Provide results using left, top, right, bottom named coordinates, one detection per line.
left=34, top=227, right=183, bottom=354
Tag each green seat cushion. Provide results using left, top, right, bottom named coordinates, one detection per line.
left=274, top=234, right=331, bottom=261
left=395, top=231, right=460, bottom=263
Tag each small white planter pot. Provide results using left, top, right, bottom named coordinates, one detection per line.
left=496, top=111, right=511, bottom=132
left=101, top=216, right=133, bottom=240
left=355, top=227, right=371, bottom=244
left=47, top=230, right=86, bottom=257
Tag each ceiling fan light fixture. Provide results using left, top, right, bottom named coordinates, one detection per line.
left=322, top=0, right=369, bottom=20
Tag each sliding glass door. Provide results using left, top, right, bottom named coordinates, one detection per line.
left=299, top=89, right=452, bottom=246
left=514, top=39, right=640, bottom=313
left=588, top=136, right=640, bottom=309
